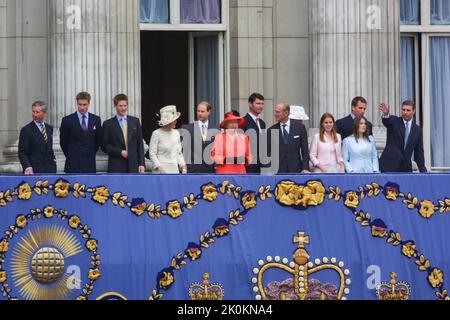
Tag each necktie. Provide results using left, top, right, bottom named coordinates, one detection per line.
left=282, top=124, right=289, bottom=145
left=122, top=118, right=128, bottom=151
left=202, top=125, right=207, bottom=142
left=81, top=114, right=88, bottom=133
left=41, top=123, right=48, bottom=143
left=404, top=121, right=410, bottom=149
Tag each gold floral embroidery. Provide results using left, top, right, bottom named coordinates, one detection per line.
left=167, top=201, right=183, bottom=219
left=17, top=183, right=32, bottom=200
left=419, top=200, right=436, bottom=219
left=16, top=215, right=28, bottom=229
left=345, top=191, right=359, bottom=208
left=88, top=268, right=101, bottom=281
left=54, top=180, right=71, bottom=198
left=241, top=193, right=257, bottom=210
left=402, top=242, right=417, bottom=258
left=69, top=216, right=81, bottom=229
left=160, top=272, right=174, bottom=287
left=428, top=269, right=444, bottom=288
left=0, top=271, right=7, bottom=283
left=93, top=187, right=110, bottom=204
left=43, top=206, right=55, bottom=219
left=86, top=240, right=98, bottom=252
left=202, top=184, right=218, bottom=202
left=303, top=181, right=326, bottom=206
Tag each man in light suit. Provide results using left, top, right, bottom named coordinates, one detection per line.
left=60, top=92, right=102, bottom=173
left=182, top=101, right=218, bottom=173
left=379, top=101, right=427, bottom=173
left=101, top=94, right=145, bottom=173
left=243, top=93, right=267, bottom=174
left=336, top=96, right=373, bottom=140
left=269, top=102, right=311, bottom=174
left=18, top=101, right=57, bottom=174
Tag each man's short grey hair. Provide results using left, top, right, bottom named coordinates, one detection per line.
left=32, top=101, right=48, bottom=113
left=278, top=102, right=290, bottom=114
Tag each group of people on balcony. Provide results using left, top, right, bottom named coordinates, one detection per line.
left=18, top=92, right=427, bottom=175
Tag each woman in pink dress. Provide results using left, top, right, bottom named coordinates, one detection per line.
left=211, top=111, right=252, bottom=174
left=309, top=113, right=345, bottom=173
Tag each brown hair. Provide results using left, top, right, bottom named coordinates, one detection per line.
left=319, top=113, right=338, bottom=143
left=352, top=116, right=371, bottom=142
left=76, top=92, right=91, bottom=103
left=351, top=96, right=368, bottom=107
left=402, top=100, right=416, bottom=110
left=197, top=101, right=212, bottom=112
left=114, top=94, right=128, bottom=106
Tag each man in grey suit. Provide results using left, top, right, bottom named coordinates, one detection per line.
left=269, top=102, right=311, bottom=174
left=101, top=94, right=145, bottom=173
left=182, top=101, right=218, bottom=173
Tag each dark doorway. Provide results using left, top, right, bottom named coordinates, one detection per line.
left=140, top=31, right=190, bottom=143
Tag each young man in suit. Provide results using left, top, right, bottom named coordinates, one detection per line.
left=60, top=92, right=102, bottom=174
left=379, top=100, right=427, bottom=173
left=244, top=93, right=267, bottom=173
left=18, top=101, right=57, bottom=174
left=269, top=102, right=311, bottom=174
left=336, top=96, right=373, bottom=140
left=101, top=94, right=146, bottom=173
left=182, top=101, right=219, bottom=173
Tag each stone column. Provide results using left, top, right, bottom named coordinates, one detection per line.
left=229, top=1, right=275, bottom=124
left=48, top=0, right=142, bottom=125
left=309, top=0, right=400, bottom=138
left=0, top=0, right=49, bottom=173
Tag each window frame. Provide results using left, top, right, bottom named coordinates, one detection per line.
left=400, top=0, right=450, bottom=171
left=140, top=0, right=228, bottom=31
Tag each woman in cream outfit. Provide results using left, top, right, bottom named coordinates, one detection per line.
left=149, top=105, right=187, bottom=174
left=309, top=113, right=345, bottom=173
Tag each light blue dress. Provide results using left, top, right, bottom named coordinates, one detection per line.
left=342, top=135, right=380, bottom=173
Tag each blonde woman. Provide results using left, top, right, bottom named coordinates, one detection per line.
left=149, top=105, right=187, bottom=174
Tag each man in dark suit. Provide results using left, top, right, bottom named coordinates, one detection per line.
left=60, top=92, right=102, bottom=174
left=379, top=101, right=427, bottom=173
left=243, top=93, right=267, bottom=173
left=336, top=96, right=373, bottom=140
left=18, top=101, right=57, bottom=174
left=101, top=94, right=145, bottom=173
left=182, top=101, right=219, bottom=173
left=269, top=102, right=311, bottom=174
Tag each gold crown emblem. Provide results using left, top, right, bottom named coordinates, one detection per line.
left=189, top=273, right=225, bottom=300
left=252, top=232, right=351, bottom=300
left=376, top=272, right=411, bottom=300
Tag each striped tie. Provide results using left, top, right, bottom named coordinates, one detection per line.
left=122, top=118, right=128, bottom=151
left=41, top=124, right=48, bottom=142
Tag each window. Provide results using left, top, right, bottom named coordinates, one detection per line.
left=140, top=0, right=226, bottom=30
left=400, top=0, right=450, bottom=170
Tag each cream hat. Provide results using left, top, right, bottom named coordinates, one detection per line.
left=289, top=105, right=310, bottom=121
left=158, top=105, right=181, bottom=126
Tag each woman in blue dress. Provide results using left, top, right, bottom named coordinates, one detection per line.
left=342, top=116, right=379, bottom=173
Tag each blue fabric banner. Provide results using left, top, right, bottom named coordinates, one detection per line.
left=0, top=174, right=449, bottom=300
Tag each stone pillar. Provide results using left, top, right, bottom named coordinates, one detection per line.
left=309, top=0, right=400, bottom=137
left=0, top=0, right=49, bottom=173
left=48, top=0, right=142, bottom=125
left=229, top=1, right=275, bottom=124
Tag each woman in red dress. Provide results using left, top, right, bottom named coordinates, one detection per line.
left=211, top=111, right=252, bottom=174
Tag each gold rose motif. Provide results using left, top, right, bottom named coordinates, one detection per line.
left=385, top=187, right=399, bottom=201
left=402, top=242, right=417, bottom=258
left=419, top=200, right=436, bottom=219
left=202, top=185, right=218, bottom=202
left=88, top=268, right=101, bottom=281
left=54, top=180, right=71, bottom=198
left=275, top=181, right=302, bottom=206
left=16, top=215, right=28, bottom=229
left=18, top=183, right=32, bottom=200
left=215, top=226, right=229, bottom=237
left=43, top=206, right=55, bottom=219
left=131, top=202, right=147, bottom=216
left=93, top=187, right=110, bottom=204
left=167, top=201, right=183, bottom=219
left=345, top=192, right=359, bottom=208
left=86, top=240, right=98, bottom=252
left=0, top=271, right=7, bottom=283
left=160, top=272, right=174, bottom=287
left=0, top=240, right=9, bottom=253
left=303, top=181, right=326, bottom=206
left=371, top=226, right=387, bottom=238
left=188, top=248, right=202, bottom=261
left=69, top=216, right=81, bottom=229
left=242, top=193, right=257, bottom=210
left=428, top=268, right=444, bottom=288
